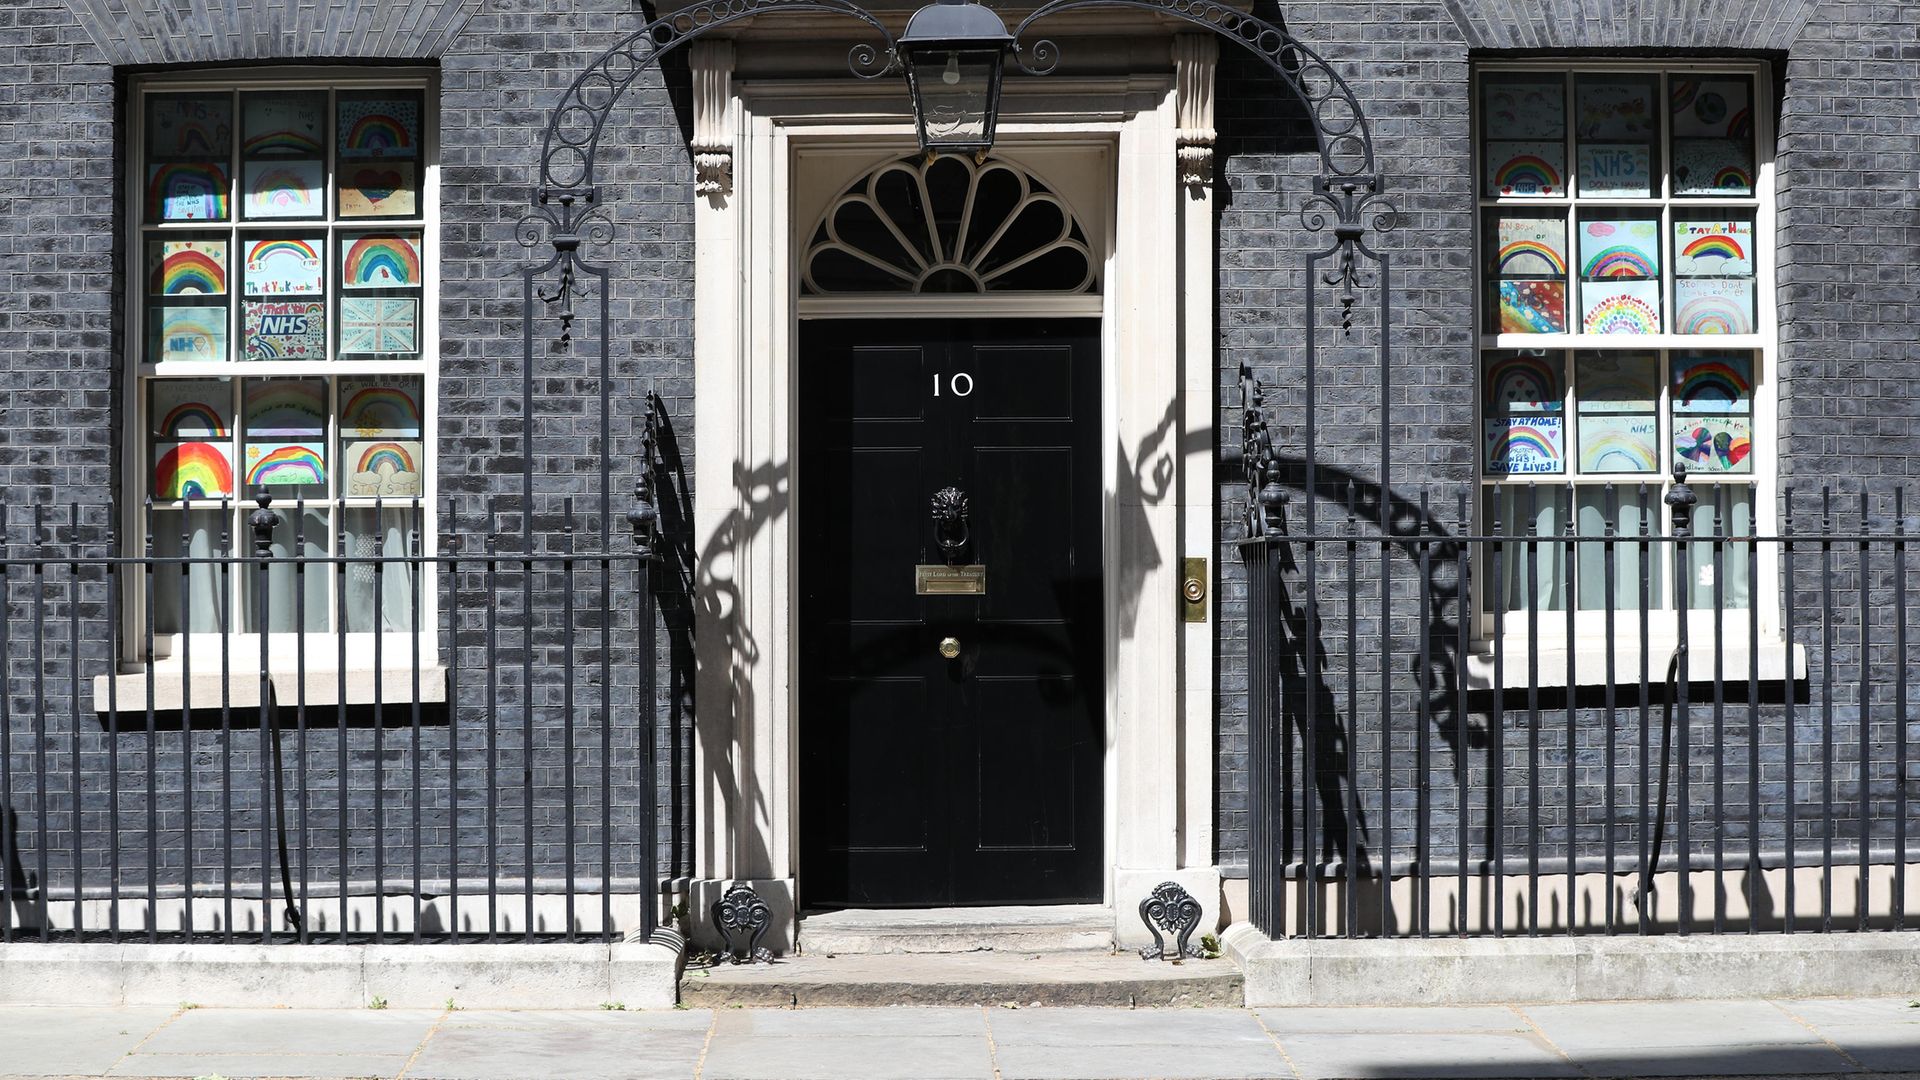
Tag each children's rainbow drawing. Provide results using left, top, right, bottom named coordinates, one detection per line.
left=1673, top=140, right=1753, bottom=196
left=1574, top=356, right=1658, bottom=411
left=1672, top=356, right=1752, bottom=412
left=152, top=241, right=226, bottom=295
left=243, top=301, right=325, bottom=360
left=158, top=401, right=228, bottom=437
left=1484, top=417, right=1564, bottom=475
left=243, top=161, right=322, bottom=219
left=339, top=100, right=419, bottom=158
left=1581, top=283, right=1661, bottom=335
left=154, top=307, right=227, bottom=363
left=155, top=442, right=234, bottom=499
left=1487, top=144, right=1564, bottom=196
left=146, top=163, right=229, bottom=222
left=1676, top=288, right=1753, bottom=335
left=1578, top=415, right=1659, bottom=473
left=1681, top=233, right=1744, bottom=264
left=1675, top=221, right=1753, bottom=276
left=1675, top=420, right=1752, bottom=473
left=1576, top=79, right=1654, bottom=140
left=1498, top=281, right=1566, bottom=335
left=341, top=382, right=422, bottom=436
left=244, top=379, right=326, bottom=435
left=343, top=235, right=422, bottom=288
left=241, top=95, right=323, bottom=156
left=1482, top=82, right=1563, bottom=139
left=244, top=238, right=324, bottom=294
left=1579, top=220, right=1659, bottom=279
left=245, top=443, right=326, bottom=487
left=147, top=96, right=231, bottom=157
left=340, top=162, right=418, bottom=217
left=1582, top=246, right=1658, bottom=278
left=357, top=442, right=415, bottom=475
left=1484, top=353, right=1562, bottom=413
left=345, top=440, right=423, bottom=497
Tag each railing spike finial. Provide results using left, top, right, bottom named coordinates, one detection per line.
left=249, top=489, right=278, bottom=557
left=1666, top=465, right=1696, bottom=541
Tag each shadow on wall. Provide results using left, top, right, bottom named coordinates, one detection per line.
left=648, top=403, right=700, bottom=883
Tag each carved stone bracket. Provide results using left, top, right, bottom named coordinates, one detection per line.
left=1138, top=880, right=1205, bottom=961
left=691, top=40, right=735, bottom=197
left=1173, top=34, right=1217, bottom=192
left=711, top=881, right=774, bottom=963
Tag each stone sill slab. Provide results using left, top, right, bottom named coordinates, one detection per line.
left=92, top=663, right=450, bottom=712
left=1224, top=921, right=1920, bottom=1006
left=0, top=940, right=683, bottom=1010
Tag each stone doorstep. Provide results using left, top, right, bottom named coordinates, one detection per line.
left=797, top=904, right=1116, bottom=956
left=0, top=940, right=684, bottom=1010
left=680, top=950, right=1245, bottom=1008
left=1224, top=922, right=1920, bottom=1007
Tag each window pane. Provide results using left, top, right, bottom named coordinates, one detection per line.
left=1483, top=351, right=1565, bottom=476
left=340, top=376, right=424, bottom=498
left=1577, top=211, right=1661, bottom=335
left=1487, top=214, right=1567, bottom=334
left=1573, top=352, right=1659, bottom=474
left=1671, top=77, right=1755, bottom=197
left=152, top=508, right=227, bottom=635
left=336, top=91, right=422, bottom=219
left=240, top=91, right=326, bottom=221
left=344, top=507, right=419, bottom=632
left=150, top=379, right=234, bottom=500
left=1575, top=486, right=1665, bottom=612
left=1681, top=486, right=1753, bottom=610
left=1482, top=76, right=1565, bottom=197
left=1671, top=353, right=1754, bottom=474
left=338, top=233, right=422, bottom=357
left=1573, top=74, right=1659, bottom=198
left=1674, top=214, right=1756, bottom=335
left=242, top=377, right=329, bottom=496
left=243, top=235, right=327, bottom=361
left=241, top=508, right=329, bottom=633
left=144, top=93, right=231, bottom=223
left=1484, top=485, right=1569, bottom=614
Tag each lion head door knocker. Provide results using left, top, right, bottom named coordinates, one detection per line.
left=929, top=486, right=970, bottom=564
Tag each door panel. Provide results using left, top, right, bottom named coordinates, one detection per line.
left=799, top=318, right=1103, bottom=908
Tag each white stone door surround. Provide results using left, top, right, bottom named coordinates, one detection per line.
left=687, top=38, right=1221, bottom=949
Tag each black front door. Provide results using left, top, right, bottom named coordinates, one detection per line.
left=799, top=317, right=1104, bottom=908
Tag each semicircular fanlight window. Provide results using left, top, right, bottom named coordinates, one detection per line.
left=803, top=155, right=1098, bottom=295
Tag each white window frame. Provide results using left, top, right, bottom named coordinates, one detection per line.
left=119, top=67, right=441, bottom=676
left=1469, top=59, right=1790, bottom=681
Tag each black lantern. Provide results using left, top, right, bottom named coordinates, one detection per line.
left=898, top=0, right=1012, bottom=155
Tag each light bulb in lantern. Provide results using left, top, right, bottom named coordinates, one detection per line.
left=942, top=53, right=961, bottom=85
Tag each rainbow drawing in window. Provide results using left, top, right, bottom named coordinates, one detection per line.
left=1484, top=416, right=1565, bottom=475
left=154, top=306, right=228, bottom=363
left=150, top=240, right=228, bottom=296
left=1674, top=220, right=1753, bottom=277
left=243, top=160, right=324, bottom=220
left=242, top=94, right=324, bottom=157
left=1578, top=415, right=1659, bottom=473
left=343, top=235, right=422, bottom=288
left=340, top=162, right=417, bottom=218
left=245, top=238, right=324, bottom=294
left=154, top=441, right=235, bottom=499
left=1495, top=217, right=1566, bottom=276
left=1581, top=281, right=1662, bottom=335
left=345, top=440, right=423, bottom=497
left=244, top=443, right=327, bottom=487
left=1498, top=281, right=1566, bottom=334
left=244, top=378, right=327, bottom=436
left=1675, top=280, right=1755, bottom=335
left=1579, top=219, right=1660, bottom=278
left=147, top=96, right=232, bottom=158
left=1671, top=356, right=1753, bottom=413
left=340, top=380, right=422, bottom=438
left=1483, top=352, right=1563, bottom=413
left=338, top=99, right=419, bottom=159
left=1486, top=142, right=1564, bottom=197
left=147, top=163, right=229, bottom=222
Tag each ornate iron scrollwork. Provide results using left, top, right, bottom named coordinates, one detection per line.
left=1138, top=880, right=1205, bottom=961
left=930, top=486, right=970, bottom=560
left=711, top=882, right=775, bottom=964
left=1239, top=367, right=1285, bottom=540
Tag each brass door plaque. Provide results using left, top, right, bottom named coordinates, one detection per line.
left=915, top=564, right=987, bottom=595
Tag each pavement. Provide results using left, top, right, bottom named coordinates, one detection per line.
left=4, top=998, right=1920, bottom=1079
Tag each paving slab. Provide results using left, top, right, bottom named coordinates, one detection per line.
left=1521, top=999, right=1830, bottom=1050
left=1799, top=1025, right=1920, bottom=1073
left=709, top=1005, right=986, bottom=1037
left=136, top=1008, right=441, bottom=1055
left=1256, top=1005, right=1530, bottom=1034
left=1779, top=998, right=1920, bottom=1028
left=698, top=1034, right=995, bottom=1080
left=986, top=1006, right=1272, bottom=1046
left=1276, top=1031, right=1581, bottom=1079
left=406, top=1011, right=711, bottom=1080
left=105, top=1050, right=411, bottom=1078
left=0, top=1007, right=177, bottom=1077
left=991, top=1040, right=1288, bottom=1080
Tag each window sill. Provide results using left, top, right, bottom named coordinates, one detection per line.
left=1464, top=639, right=1806, bottom=692
left=93, top=662, right=449, bottom=713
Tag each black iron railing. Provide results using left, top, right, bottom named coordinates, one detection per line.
left=0, top=491, right=670, bottom=945
left=1243, top=475, right=1917, bottom=939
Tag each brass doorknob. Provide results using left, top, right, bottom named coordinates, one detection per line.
left=938, top=636, right=961, bottom=659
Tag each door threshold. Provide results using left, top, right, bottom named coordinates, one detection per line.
left=798, top=904, right=1114, bottom=955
